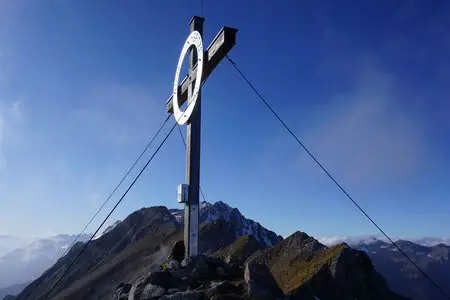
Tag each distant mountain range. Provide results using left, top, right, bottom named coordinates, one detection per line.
left=320, top=235, right=450, bottom=300
left=0, top=234, right=90, bottom=290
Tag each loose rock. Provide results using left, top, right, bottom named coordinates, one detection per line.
left=206, top=281, right=241, bottom=298
left=244, top=261, right=284, bottom=300
left=147, top=271, right=185, bottom=290
left=141, top=283, right=165, bottom=299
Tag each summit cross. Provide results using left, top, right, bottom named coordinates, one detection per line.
left=166, top=16, right=237, bottom=257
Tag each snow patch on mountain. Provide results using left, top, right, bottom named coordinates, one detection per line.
left=102, top=220, right=121, bottom=236
left=171, top=201, right=282, bottom=247
left=91, top=220, right=122, bottom=240
left=360, top=246, right=369, bottom=253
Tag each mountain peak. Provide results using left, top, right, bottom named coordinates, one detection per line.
left=246, top=232, right=406, bottom=299
left=100, top=220, right=121, bottom=237
left=171, top=200, right=282, bottom=247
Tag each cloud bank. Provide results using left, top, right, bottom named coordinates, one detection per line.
left=318, top=235, right=450, bottom=247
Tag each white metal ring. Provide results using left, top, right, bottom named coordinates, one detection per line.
left=172, top=31, right=204, bottom=125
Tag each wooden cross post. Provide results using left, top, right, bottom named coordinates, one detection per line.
left=166, top=16, right=237, bottom=257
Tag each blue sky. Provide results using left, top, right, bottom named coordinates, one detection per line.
left=0, top=0, right=449, bottom=239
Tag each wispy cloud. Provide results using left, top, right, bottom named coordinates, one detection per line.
left=318, top=235, right=385, bottom=246
left=0, top=100, right=23, bottom=171
left=300, top=63, right=427, bottom=188
left=69, top=83, right=161, bottom=146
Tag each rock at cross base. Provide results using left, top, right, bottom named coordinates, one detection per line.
left=171, top=240, right=186, bottom=263
left=147, top=271, right=185, bottom=290
left=210, top=296, right=246, bottom=300
left=180, top=254, right=242, bottom=281
left=166, top=259, right=180, bottom=270
left=112, top=282, right=132, bottom=300
left=161, top=240, right=185, bottom=271
left=205, top=281, right=242, bottom=299
left=141, top=283, right=166, bottom=299
left=178, top=290, right=204, bottom=299
left=159, top=294, right=182, bottom=300
left=244, top=260, right=284, bottom=300
left=159, top=290, right=203, bottom=300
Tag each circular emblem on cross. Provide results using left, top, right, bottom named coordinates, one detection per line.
left=172, top=31, right=204, bottom=125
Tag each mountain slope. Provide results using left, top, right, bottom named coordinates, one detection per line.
left=18, top=217, right=254, bottom=300
left=15, top=206, right=180, bottom=300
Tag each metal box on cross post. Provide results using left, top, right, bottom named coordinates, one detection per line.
left=177, top=184, right=189, bottom=204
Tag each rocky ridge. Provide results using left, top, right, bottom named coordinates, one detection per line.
left=113, top=231, right=408, bottom=300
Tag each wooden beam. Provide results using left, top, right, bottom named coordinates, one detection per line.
left=166, top=26, right=237, bottom=113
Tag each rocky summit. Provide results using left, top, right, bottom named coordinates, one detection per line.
left=7, top=202, right=409, bottom=300
left=112, top=231, right=408, bottom=300
left=114, top=254, right=247, bottom=300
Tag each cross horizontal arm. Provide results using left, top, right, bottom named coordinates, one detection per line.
left=166, top=26, right=238, bottom=113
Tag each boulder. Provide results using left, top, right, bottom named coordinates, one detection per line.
left=160, top=293, right=182, bottom=300
left=140, top=283, right=166, bottom=299
left=180, top=255, right=210, bottom=280
left=147, top=271, right=185, bottom=290
left=170, top=240, right=185, bottom=263
left=113, top=282, right=133, bottom=300
left=167, top=288, right=181, bottom=295
left=210, top=296, right=246, bottom=300
left=166, top=259, right=180, bottom=270
left=179, top=290, right=203, bottom=299
left=244, top=260, right=284, bottom=300
left=131, top=277, right=148, bottom=300
left=205, top=281, right=241, bottom=298
left=180, top=254, right=241, bottom=281
left=159, top=291, right=203, bottom=300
